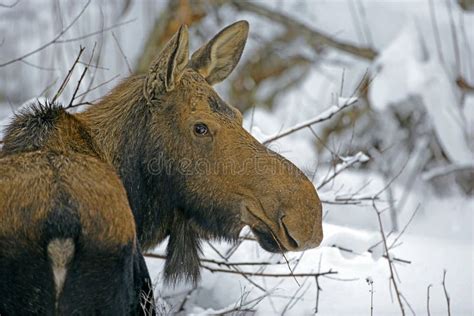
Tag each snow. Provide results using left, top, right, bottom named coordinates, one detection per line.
left=0, top=0, right=473, bottom=314
left=370, top=22, right=473, bottom=164
left=145, top=191, right=474, bottom=315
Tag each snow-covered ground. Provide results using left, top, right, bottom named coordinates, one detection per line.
left=143, top=170, right=473, bottom=315
left=1, top=0, right=473, bottom=315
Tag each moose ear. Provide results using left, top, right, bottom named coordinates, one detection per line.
left=144, top=25, right=189, bottom=103
left=189, top=20, right=249, bottom=85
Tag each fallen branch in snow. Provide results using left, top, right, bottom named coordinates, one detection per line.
left=144, top=252, right=289, bottom=267
left=144, top=253, right=336, bottom=279
left=442, top=270, right=451, bottom=316
left=200, top=264, right=337, bottom=279
left=262, top=97, right=358, bottom=145
left=320, top=195, right=380, bottom=205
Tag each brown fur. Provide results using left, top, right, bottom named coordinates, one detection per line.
left=0, top=104, right=135, bottom=247
left=0, top=151, right=135, bottom=247
left=0, top=102, right=154, bottom=315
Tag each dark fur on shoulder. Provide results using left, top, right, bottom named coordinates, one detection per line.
left=0, top=101, right=155, bottom=315
left=2, top=101, right=99, bottom=158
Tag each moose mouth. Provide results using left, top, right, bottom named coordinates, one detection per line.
left=251, top=226, right=285, bottom=252
left=251, top=222, right=299, bottom=253
left=242, top=201, right=300, bottom=253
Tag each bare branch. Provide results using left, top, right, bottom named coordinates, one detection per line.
left=446, top=0, right=461, bottom=75
left=0, top=0, right=91, bottom=68
left=67, top=44, right=97, bottom=108
left=429, top=0, right=445, bottom=65
left=144, top=252, right=289, bottom=267
left=442, top=270, right=451, bottom=316
left=366, top=277, right=374, bottom=316
left=55, top=18, right=136, bottom=44
left=426, top=284, right=432, bottom=316
left=372, top=200, right=405, bottom=316
left=51, top=46, right=85, bottom=104
left=200, top=264, right=337, bottom=279
left=73, top=74, right=121, bottom=101
left=112, top=32, right=133, bottom=75
left=263, top=97, right=358, bottom=145
left=389, top=204, right=420, bottom=250
left=317, top=151, right=369, bottom=189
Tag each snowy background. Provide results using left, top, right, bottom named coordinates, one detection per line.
left=0, top=0, right=473, bottom=315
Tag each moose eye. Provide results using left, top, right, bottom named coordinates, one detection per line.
left=194, top=123, right=209, bottom=136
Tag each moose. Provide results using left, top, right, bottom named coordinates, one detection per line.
left=0, top=20, right=323, bottom=314
left=0, top=103, right=154, bottom=314
left=77, top=20, right=323, bottom=282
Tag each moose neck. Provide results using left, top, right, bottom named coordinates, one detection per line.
left=77, top=76, right=175, bottom=249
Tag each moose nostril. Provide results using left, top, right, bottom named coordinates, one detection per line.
left=280, top=216, right=299, bottom=249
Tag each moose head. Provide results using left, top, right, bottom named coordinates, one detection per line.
left=80, top=21, right=323, bottom=284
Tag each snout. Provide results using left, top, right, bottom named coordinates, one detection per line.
left=245, top=196, right=323, bottom=253
left=279, top=210, right=323, bottom=251
left=240, top=139, right=324, bottom=253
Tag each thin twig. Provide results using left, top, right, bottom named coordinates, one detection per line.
left=314, top=254, right=324, bottom=314
left=372, top=200, right=405, bottom=316
left=20, top=59, right=56, bottom=71
left=112, top=32, right=133, bottom=75
left=55, top=18, right=136, bottom=44
left=366, top=277, right=374, bottom=316
left=0, top=0, right=91, bottom=68
left=426, top=284, right=432, bottom=316
left=389, top=204, right=420, bottom=250
left=51, top=46, right=85, bottom=104
left=74, top=74, right=120, bottom=100
left=77, top=9, right=105, bottom=105
left=144, top=252, right=289, bottom=267
left=442, top=270, right=451, bottom=316
left=67, top=43, right=97, bottom=108
left=348, top=0, right=365, bottom=46
left=357, top=1, right=374, bottom=48
left=201, top=264, right=337, bottom=279
left=429, top=0, right=445, bottom=65
left=317, top=151, right=369, bottom=189
left=263, top=98, right=358, bottom=145
left=446, top=0, right=461, bottom=75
